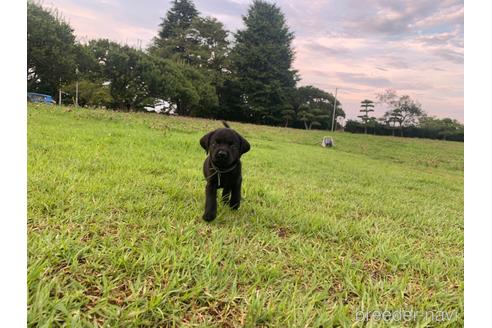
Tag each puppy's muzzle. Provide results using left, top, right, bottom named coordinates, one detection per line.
left=216, top=150, right=228, bottom=160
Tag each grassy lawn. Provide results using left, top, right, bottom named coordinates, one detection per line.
left=27, top=104, right=463, bottom=327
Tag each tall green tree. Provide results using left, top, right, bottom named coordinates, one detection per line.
left=181, top=17, right=230, bottom=117
left=88, top=39, right=204, bottom=112
left=178, top=63, right=218, bottom=116
left=298, top=105, right=329, bottom=130
left=292, top=86, right=344, bottom=130
left=381, top=110, right=401, bottom=136
left=281, top=107, right=296, bottom=127
left=73, top=43, right=101, bottom=81
left=216, top=79, right=249, bottom=121
left=377, top=89, right=425, bottom=137
left=156, top=0, right=198, bottom=40
left=231, top=0, right=298, bottom=125
left=87, top=40, right=150, bottom=110
left=184, top=17, right=230, bottom=71
left=151, top=2, right=229, bottom=72
left=358, top=99, right=375, bottom=134
left=150, top=0, right=199, bottom=62
left=27, top=1, right=77, bottom=98
left=150, top=1, right=228, bottom=118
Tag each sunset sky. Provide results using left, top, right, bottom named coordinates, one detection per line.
left=44, top=0, right=464, bottom=121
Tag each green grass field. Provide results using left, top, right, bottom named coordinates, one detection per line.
left=28, top=104, right=464, bottom=327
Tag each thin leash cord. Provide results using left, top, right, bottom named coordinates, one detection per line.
left=205, top=161, right=238, bottom=186
left=204, top=160, right=246, bottom=202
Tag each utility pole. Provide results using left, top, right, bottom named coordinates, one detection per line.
left=331, top=87, right=338, bottom=132
left=75, top=68, right=79, bottom=107
left=58, top=77, right=62, bottom=106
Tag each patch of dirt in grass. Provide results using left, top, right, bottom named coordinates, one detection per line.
left=328, top=280, right=344, bottom=295
left=182, top=299, right=246, bottom=328
left=198, top=226, right=213, bottom=239
left=276, top=227, right=289, bottom=239
left=84, top=285, right=103, bottom=310
left=363, top=258, right=392, bottom=281
left=342, top=291, right=359, bottom=305
left=47, top=261, right=71, bottom=276
left=108, top=281, right=132, bottom=306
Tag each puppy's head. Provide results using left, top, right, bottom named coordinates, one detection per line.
left=200, top=127, right=250, bottom=168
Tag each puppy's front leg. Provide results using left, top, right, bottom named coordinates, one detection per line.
left=222, top=187, right=231, bottom=204
left=230, top=179, right=242, bottom=210
left=203, top=182, right=217, bottom=221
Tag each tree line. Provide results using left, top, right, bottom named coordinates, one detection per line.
left=27, top=0, right=345, bottom=129
left=346, top=90, right=464, bottom=141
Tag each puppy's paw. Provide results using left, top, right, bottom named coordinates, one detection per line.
left=230, top=203, right=240, bottom=210
left=202, top=212, right=216, bottom=222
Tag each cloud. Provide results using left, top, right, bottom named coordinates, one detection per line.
left=384, top=60, right=410, bottom=69
left=416, top=31, right=461, bottom=47
left=304, top=43, right=351, bottom=57
left=336, top=72, right=392, bottom=88
left=413, top=4, right=464, bottom=30
left=337, top=0, right=463, bottom=38
left=432, top=48, right=464, bottom=64
left=197, top=0, right=247, bottom=17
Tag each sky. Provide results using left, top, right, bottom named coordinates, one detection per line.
left=44, top=0, right=464, bottom=122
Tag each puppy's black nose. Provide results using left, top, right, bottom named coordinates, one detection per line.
left=217, top=150, right=228, bottom=159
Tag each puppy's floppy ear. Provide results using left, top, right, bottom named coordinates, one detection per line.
left=200, top=131, right=215, bottom=153
left=236, top=132, right=250, bottom=155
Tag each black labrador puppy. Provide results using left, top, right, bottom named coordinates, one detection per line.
left=200, top=122, right=251, bottom=221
